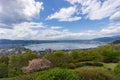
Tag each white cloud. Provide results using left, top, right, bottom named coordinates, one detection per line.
left=66, top=0, right=82, bottom=5
left=100, top=23, right=120, bottom=36
left=66, top=0, right=120, bottom=20
left=0, top=22, right=45, bottom=40
left=0, top=0, right=120, bottom=40
left=0, top=0, right=44, bottom=28
left=59, top=16, right=81, bottom=22
left=0, top=23, right=11, bottom=29
left=38, top=23, right=120, bottom=40
left=0, top=22, right=120, bottom=40
left=47, top=6, right=81, bottom=22
left=110, top=11, right=120, bottom=22
left=50, top=26, right=62, bottom=30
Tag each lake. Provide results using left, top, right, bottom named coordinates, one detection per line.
left=25, top=41, right=105, bottom=51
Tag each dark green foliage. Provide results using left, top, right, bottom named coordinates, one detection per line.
left=114, top=62, right=120, bottom=76
left=11, top=72, right=38, bottom=80
left=21, top=51, right=38, bottom=66
left=83, top=49, right=100, bottom=61
left=69, top=49, right=100, bottom=62
left=76, top=67, right=118, bottom=80
left=112, top=40, right=120, bottom=44
left=67, top=63, right=76, bottom=69
left=8, top=54, right=23, bottom=77
left=0, top=63, right=8, bottom=78
left=8, top=51, right=38, bottom=77
left=36, top=68, right=81, bottom=80
left=69, top=50, right=82, bottom=62
left=98, top=45, right=120, bottom=63
left=0, top=55, right=9, bottom=78
left=0, top=72, right=39, bottom=80
left=0, top=55, right=9, bottom=65
left=75, top=62, right=103, bottom=67
left=44, top=50, right=70, bottom=67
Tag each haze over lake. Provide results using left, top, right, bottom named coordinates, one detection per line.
left=25, top=41, right=105, bottom=51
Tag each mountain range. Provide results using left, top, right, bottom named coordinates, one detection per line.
left=0, top=35, right=120, bottom=44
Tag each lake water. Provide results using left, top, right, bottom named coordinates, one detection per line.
left=25, top=41, right=105, bottom=51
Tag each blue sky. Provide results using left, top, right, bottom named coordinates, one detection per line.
left=0, top=0, right=120, bottom=40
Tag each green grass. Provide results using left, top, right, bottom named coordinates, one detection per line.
left=0, top=78, right=12, bottom=80
left=0, top=72, right=39, bottom=80
left=103, top=63, right=117, bottom=71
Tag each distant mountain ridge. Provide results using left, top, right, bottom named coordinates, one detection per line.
left=0, top=35, right=120, bottom=44
left=92, top=35, right=120, bottom=42
left=112, top=40, right=120, bottom=44
left=0, top=39, right=91, bottom=44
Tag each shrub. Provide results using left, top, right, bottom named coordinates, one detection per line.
left=75, top=62, right=103, bottom=68
left=97, top=45, right=120, bottom=63
left=114, top=62, right=120, bottom=76
left=69, top=49, right=100, bottom=62
left=11, top=73, right=39, bottom=80
left=75, top=67, right=117, bottom=80
left=44, top=50, right=70, bottom=67
left=22, top=58, right=51, bottom=73
left=69, top=50, right=82, bottom=62
left=0, top=72, right=39, bottom=80
left=67, top=63, right=76, bottom=69
left=0, top=55, right=9, bottom=65
left=84, top=49, right=100, bottom=61
left=0, top=63, right=8, bottom=78
left=21, top=51, right=38, bottom=66
left=8, top=54, right=23, bottom=77
left=8, top=52, right=38, bottom=77
left=35, top=68, right=81, bottom=80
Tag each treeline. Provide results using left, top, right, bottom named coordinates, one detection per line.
left=0, top=44, right=120, bottom=80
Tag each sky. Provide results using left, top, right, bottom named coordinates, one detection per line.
left=0, top=0, right=120, bottom=40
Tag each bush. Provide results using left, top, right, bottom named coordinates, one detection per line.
left=0, top=55, right=9, bottom=65
left=75, top=67, right=117, bottom=80
left=114, top=62, right=120, bottom=76
left=8, top=54, right=24, bottom=77
left=69, top=50, right=82, bottom=62
left=0, top=63, right=8, bottom=78
left=21, top=51, right=38, bottom=66
left=11, top=73, right=39, bottom=80
left=8, top=52, right=38, bottom=77
left=69, top=49, right=100, bottom=62
left=36, top=68, right=81, bottom=80
left=67, top=63, right=76, bottom=69
left=75, top=62, right=103, bottom=68
left=44, top=50, right=70, bottom=67
left=0, top=72, right=39, bottom=80
left=97, top=45, right=120, bottom=63
left=22, top=58, right=51, bottom=73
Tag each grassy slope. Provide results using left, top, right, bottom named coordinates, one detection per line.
left=0, top=63, right=117, bottom=80
left=103, top=63, right=117, bottom=71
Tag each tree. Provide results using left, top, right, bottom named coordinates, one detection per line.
left=0, top=55, right=9, bottom=65
left=22, top=58, right=51, bottom=73
left=0, top=63, right=8, bottom=78
left=69, top=50, right=81, bottom=62
left=8, top=54, right=23, bottom=77
left=44, top=50, right=70, bottom=67
left=69, top=49, right=99, bottom=62
left=98, top=45, right=120, bottom=63
left=8, top=51, right=38, bottom=77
